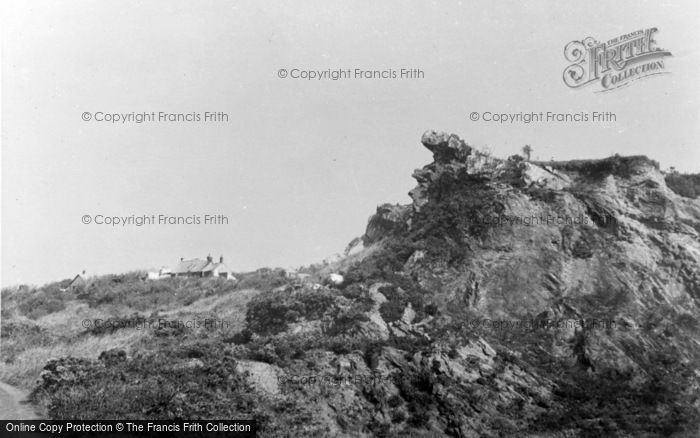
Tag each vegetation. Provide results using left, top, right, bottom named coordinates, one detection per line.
left=31, top=344, right=262, bottom=421
left=665, top=171, right=700, bottom=199
left=543, top=155, right=660, bottom=179
left=534, top=348, right=699, bottom=436
left=245, top=286, right=338, bottom=336
left=232, top=267, right=288, bottom=291
left=15, top=285, right=68, bottom=319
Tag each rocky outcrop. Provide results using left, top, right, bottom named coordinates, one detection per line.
left=362, top=203, right=412, bottom=245
left=420, top=130, right=473, bottom=163
left=350, top=130, right=700, bottom=436
left=235, top=360, right=282, bottom=395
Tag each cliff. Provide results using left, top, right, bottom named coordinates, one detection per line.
left=7, top=131, right=700, bottom=437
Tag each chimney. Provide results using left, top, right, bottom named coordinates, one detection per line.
left=219, top=256, right=224, bottom=263
left=207, top=254, right=213, bottom=263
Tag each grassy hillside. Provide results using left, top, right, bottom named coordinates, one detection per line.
left=1, top=272, right=268, bottom=406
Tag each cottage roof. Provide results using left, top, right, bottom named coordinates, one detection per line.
left=172, top=258, right=210, bottom=274
left=69, top=272, right=87, bottom=286
left=172, top=259, right=232, bottom=274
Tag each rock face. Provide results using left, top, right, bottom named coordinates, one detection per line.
left=365, top=131, right=700, bottom=327
left=420, top=130, right=473, bottom=163
left=235, top=360, right=281, bottom=395
left=362, top=203, right=412, bottom=245
left=324, top=131, right=698, bottom=435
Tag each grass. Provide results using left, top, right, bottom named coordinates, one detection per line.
left=0, top=276, right=262, bottom=395
left=0, top=328, right=145, bottom=390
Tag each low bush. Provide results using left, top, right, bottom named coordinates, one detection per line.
left=17, top=290, right=66, bottom=320
left=323, top=308, right=370, bottom=337
left=31, top=342, right=261, bottom=420
left=376, top=283, right=427, bottom=323
left=1, top=320, right=54, bottom=362
left=245, top=287, right=338, bottom=336
left=233, top=268, right=288, bottom=292
left=665, top=172, right=700, bottom=199
left=533, top=347, right=699, bottom=436
left=76, top=275, right=238, bottom=311
left=379, top=300, right=405, bottom=323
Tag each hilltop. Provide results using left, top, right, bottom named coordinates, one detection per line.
left=2, top=131, right=699, bottom=436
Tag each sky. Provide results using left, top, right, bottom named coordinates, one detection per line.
left=2, top=0, right=699, bottom=286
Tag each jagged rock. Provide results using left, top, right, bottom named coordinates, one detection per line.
left=519, top=161, right=571, bottom=189
left=235, top=360, right=281, bottom=395
left=403, top=250, right=426, bottom=271
left=359, top=311, right=390, bottom=340
left=408, top=184, right=429, bottom=211
left=343, top=236, right=365, bottom=256
left=421, top=130, right=472, bottom=163
left=400, top=303, right=416, bottom=324
left=363, top=204, right=411, bottom=245
left=368, top=282, right=390, bottom=308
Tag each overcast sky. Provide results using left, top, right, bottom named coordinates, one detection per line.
left=2, top=0, right=699, bottom=286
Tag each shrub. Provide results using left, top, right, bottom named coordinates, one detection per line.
left=32, top=342, right=260, bottom=420
left=244, top=333, right=319, bottom=367
left=227, top=328, right=253, bottom=345
left=1, top=320, right=53, bottom=362
left=75, top=275, right=236, bottom=311
left=17, top=291, right=66, bottom=320
left=324, top=308, right=370, bottom=336
left=665, top=172, right=700, bottom=199
left=340, top=283, right=364, bottom=300
left=398, top=368, right=437, bottom=427
left=387, top=394, right=403, bottom=408
left=375, top=283, right=427, bottom=323
left=533, top=347, right=700, bottom=436
left=379, top=300, right=405, bottom=323
left=234, top=268, right=288, bottom=292
left=246, top=287, right=338, bottom=336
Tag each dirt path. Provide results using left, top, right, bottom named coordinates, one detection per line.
left=0, top=381, right=40, bottom=419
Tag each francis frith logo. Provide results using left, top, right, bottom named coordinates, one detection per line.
left=563, top=28, right=672, bottom=92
